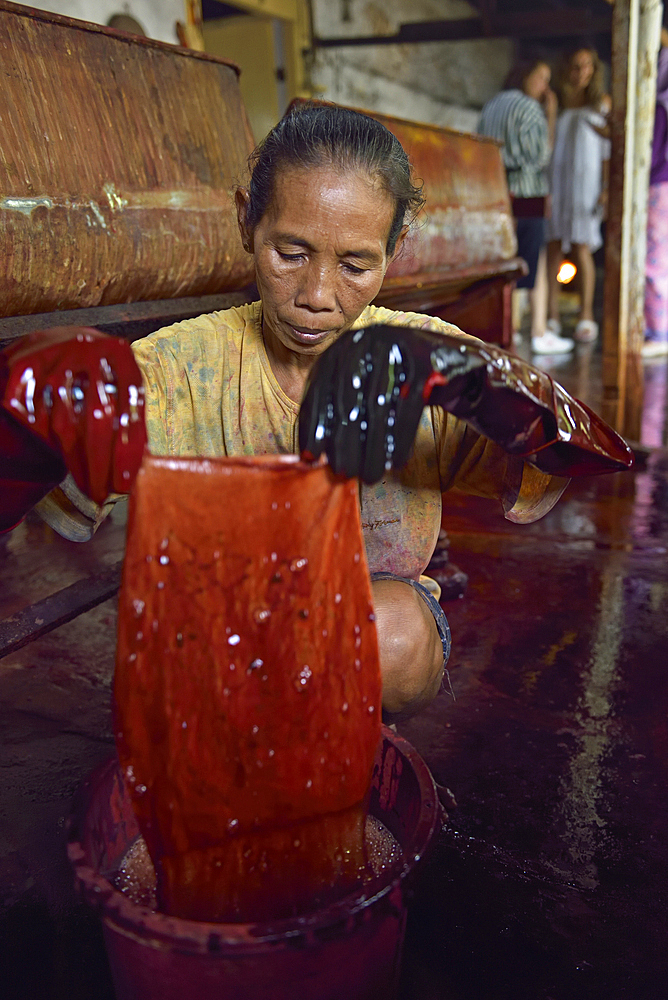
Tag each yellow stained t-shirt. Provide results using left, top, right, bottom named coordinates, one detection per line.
left=131, top=301, right=567, bottom=582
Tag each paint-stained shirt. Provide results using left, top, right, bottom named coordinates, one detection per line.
left=129, top=301, right=566, bottom=583
left=478, top=89, right=550, bottom=197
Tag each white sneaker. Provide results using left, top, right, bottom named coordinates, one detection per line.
left=532, top=331, right=574, bottom=354
left=546, top=318, right=562, bottom=336
left=574, top=319, right=598, bottom=343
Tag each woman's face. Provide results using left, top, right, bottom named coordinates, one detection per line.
left=568, top=49, right=595, bottom=91
left=524, top=63, right=551, bottom=101
left=237, top=164, right=398, bottom=362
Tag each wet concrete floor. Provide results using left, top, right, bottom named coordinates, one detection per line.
left=1, top=349, right=667, bottom=999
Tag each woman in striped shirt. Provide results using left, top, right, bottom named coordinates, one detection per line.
left=479, top=61, right=570, bottom=355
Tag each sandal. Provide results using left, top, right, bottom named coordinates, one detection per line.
left=575, top=319, right=598, bottom=343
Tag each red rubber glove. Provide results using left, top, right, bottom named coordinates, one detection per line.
left=1, top=327, right=146, bottom=530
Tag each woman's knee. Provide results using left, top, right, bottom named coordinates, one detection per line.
left=371, top=578, right=446, bottom=717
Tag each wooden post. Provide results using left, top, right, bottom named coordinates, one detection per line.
left=602, top=0, right=662, bottom=438
left=601, top=0, right=635, bottom=432
left=627, top=0, right=663, bottom=437
left=178, top=0, right=205, bottom=50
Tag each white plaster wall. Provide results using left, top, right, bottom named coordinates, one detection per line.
left=311, top=0, right=513, bottom=132
left=30, top=1, right=184, bottom=45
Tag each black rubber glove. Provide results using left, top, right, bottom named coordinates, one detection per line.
left=298, top=324, right=633, bottom=484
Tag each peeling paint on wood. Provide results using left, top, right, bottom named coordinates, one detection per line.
left=0, top=1, right=255, bottom=317
left=370, top=113, right=518, bottom=280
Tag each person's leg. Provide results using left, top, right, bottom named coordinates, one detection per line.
left=644, top=182, right=668, bottom=352
left=571, top=242, right=599, bottom=342
left=371, top=572, right=451, bottom=721
left=573, top=242, right=596, bottom=322
left=530, top=246, right=574, bottom=354
left=530, top=246, right=548, bottom=338
left=512, top=287, right=528, bottom=337
left=546, top=239, right=563, bottom=324
left=515, top=218, right=543, bottom=292
left=514, top=217, right=542, bottom=344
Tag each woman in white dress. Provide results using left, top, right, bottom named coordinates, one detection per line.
left=547, top=47, right=610, bottom=343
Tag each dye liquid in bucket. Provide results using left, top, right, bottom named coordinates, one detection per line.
left=111, top=814, right=403, bottom=907
left=68, top=728, right=441, bottom=1000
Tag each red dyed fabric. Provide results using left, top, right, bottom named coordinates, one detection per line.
left=114, top=454, right=382, bottom=922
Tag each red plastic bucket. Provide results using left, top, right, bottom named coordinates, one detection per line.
left=68, top=726, right=441, bottom=1000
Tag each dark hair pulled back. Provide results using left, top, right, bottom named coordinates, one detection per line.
left=504, top=57, right=550, bottom=92
left=246, top=103, right=425, bottom=255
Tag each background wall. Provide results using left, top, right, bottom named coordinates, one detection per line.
left=30, top=1, right=184, bottom=45
left=310, top=0, right=514, bottom=134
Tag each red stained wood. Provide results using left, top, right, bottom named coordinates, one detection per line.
left=0, top=1, right=255, bottom=318
left=114, top=454, right=382, bottom=922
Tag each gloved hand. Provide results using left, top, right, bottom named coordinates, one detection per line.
left=0, top=327, right=146, bottom=530
left=298, top=324, right=634, bottom=483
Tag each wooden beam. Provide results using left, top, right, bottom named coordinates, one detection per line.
left=474, top=0, right=497, bottom=37
left=0, top=564, right=122, bottom=660
left=602, top=0, right=636, bottom=433
left=602, top=0, right=661, bottom=437
left=625, top=0, right=662, bottom=439
left=0, top=289, right=256, bottom=347
left=314, top=10, right=612, bottom=48
left=220, top=0, right=298, bottom=21
left=279, top=0, right=312, bottom=99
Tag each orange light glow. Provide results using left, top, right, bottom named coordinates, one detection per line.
left=557, top=260, right=577, bottom=284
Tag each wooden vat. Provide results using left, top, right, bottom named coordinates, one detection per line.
left=378, top=113, right=518, bottom=280
left=0, top=0, right=255, bottom=317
